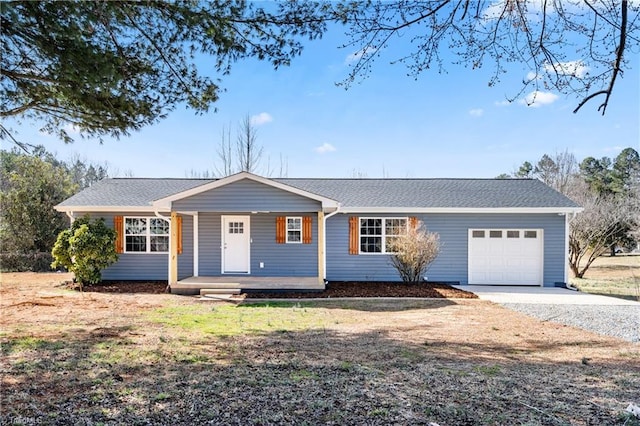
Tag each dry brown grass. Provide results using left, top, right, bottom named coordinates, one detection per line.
left=1, top=272, right=639, bottom=425
left=572, top=255, right=640, bottom=300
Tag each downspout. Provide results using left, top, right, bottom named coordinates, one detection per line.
left=322, top=205, right=341, bottom=282
left=65, top=211, right=75, bottom=223
left=565, top=211, right=579, bottom=291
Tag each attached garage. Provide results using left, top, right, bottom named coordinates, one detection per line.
left=468, top=229, right=544, bottom=286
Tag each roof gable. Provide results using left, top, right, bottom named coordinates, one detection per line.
left=152, top=172, right=339, bottom=210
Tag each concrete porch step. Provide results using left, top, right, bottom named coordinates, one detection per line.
left=200, top=288, right=242, bottom=296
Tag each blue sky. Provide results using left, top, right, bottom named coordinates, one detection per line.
left=4, top=20, right=639, bottom=179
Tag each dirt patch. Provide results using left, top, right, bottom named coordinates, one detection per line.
left=246, top=281, right=476, bottom=299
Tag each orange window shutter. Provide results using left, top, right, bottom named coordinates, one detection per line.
left=176, top=216, right=183, bottom=255
left=409, top=217, right=418, bottom=230
left=276, top=216, right=285, bottom=244
left=349, top=216, right=359, bottom=255
left=114, top=216, right=124, bottom=253
left=302, top=216, right=312, bottom=244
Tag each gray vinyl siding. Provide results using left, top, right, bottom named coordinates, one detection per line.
left=197, top=213, right=318, bottom=277
left=198, top=212, right=221, bottom=276
left=325, top=213, right=566, bottom=286
left=173, top=179, right=322, bottom=212
left=73, top=212, right=195, bottom=281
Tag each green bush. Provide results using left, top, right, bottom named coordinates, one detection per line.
left=51, top=216, right=118, bottom=285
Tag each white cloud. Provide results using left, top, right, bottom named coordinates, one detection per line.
left=64, top=123, right=81, bottom=134
left=494, top=100, right=511, bottom=107
left=315, top=143, right=336, bottom=154
left=345, top=47, right=373, bottom=65
left=545, top=60, right=588, bottom=78
left=250, top=112, right=273, bottom=126
left=469, top=108, right=484, bottom=117
left=345, top=50, right=363, bottom=64
left=519, top=90, right=558, bottom=107
left=526, top=71, right=539, bottom=81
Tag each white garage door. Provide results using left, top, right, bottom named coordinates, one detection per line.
left=468, top=229, right=543, bottom=286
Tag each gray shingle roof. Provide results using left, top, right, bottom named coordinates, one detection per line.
left=57, top=178, right=211, bottom=207
left=57, top=177, right=580, bottom=210
left=277, top=178, right=580, bottom=208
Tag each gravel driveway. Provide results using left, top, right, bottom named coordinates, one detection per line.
left=456, top=285, right=640, bottom=342
left=501, top=303, right=640, bottom=342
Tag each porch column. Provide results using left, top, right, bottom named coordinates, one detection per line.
left=170, top=212, right=178, bottom=285
left=317, top=211, right=325, bottom=285
left=193, top=212, right=199, bottom=277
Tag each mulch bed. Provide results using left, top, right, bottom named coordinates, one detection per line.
left=63, top=281, right=169, bottom=294
left=65, top=280, right=477, bottom=299
left=245, top=281, right=477, bottom=299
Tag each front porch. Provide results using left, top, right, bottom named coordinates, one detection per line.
left=171, top=276, right=325, bottom=295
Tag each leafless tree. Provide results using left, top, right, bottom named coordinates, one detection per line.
left=201, top=115, right=288, bottom=178
left=567, top=182, right=637, bottom=278
left=214, top=124, right=234, bottom=177
left=534, top=150, right=579, bottom=194
left=236, top=114, right=263, bottom=173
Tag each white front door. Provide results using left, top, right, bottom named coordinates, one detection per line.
left=222, top=216, right=250, bottom=274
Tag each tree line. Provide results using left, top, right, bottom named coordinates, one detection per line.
left=0, top=146, right=108, bottom=271
left=498, top=147, right=640, bottom=277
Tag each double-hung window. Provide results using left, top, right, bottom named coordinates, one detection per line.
left=286, top=217, right=302, bottom=243
left=124, top=217, right=169, bottom=253
left=360, top=217, right=407, bottom=253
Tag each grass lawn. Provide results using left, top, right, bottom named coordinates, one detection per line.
left=1, top=272, right=639, bottom=425
left=571, top=255, right=640, bottom=301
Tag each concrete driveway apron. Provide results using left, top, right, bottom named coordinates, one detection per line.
left=455, top=285, right=639, bottom=306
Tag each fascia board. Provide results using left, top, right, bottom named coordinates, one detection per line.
left=339, top=207, right=584, bottom=214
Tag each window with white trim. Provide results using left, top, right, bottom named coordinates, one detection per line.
left=125, top=217, right=169, bottom=253
left=360, top=217, right=407, bottom=253
left=286, top=217, right=302, bottom=243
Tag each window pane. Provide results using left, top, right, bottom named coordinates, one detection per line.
left=524, top=230, right=537, bottom=238
left=507, top=230, right=519, bottom=238
left=150, top=218, right=169, bottom=235
left=490, top=230, right=502, bottom=238
left=385, top=219, right=406, bottom=236
left=360, top=218, right=382, bottom=236
left=287, top=217, right=301, bottom=230
left=126, top=235, right=146, bottom=252
left=472, top=230, right=485, bottom=238
left=150, top=236, right=169, bottom=252
left=125, top=218, right=147, bottom=235
left=287, top=231, right=301, bottom=242
left=229, top=222, right=243, bottom=234
left=360, top=236, right=382, bottom=253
